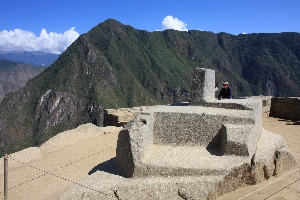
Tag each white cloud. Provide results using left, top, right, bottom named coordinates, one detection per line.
left=160, top=15, right=188, bottom=31
left=0, top=27, right=79, bottom=54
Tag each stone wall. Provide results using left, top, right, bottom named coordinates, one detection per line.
left=271, top=97, right=300, bottom=120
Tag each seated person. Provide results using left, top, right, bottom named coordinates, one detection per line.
left=218, top=82, right=233, bottom=100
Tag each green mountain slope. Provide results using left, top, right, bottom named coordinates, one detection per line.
left=0, top=19, right=299, bottom=156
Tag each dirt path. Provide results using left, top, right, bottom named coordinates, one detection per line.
left=0, top=114, right=299, bottom=200
left=0, top=124, right=122, bottom=200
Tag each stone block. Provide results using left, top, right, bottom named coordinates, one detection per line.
left=116, top=104, right=261, bottom=177
left=152, top=110, right=254, bottom=147
left=251, top=128, right=297, bottom=183
left=189, top=68, right=215, bottom=105
left=221, top=124, right=256, bottom=156
left=274, top=148, right=297, bottom=176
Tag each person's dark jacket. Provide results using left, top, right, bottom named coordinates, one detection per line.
left=218, top=87, right=233, bottom=99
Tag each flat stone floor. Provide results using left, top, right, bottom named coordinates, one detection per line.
left=142, top=145, right=249, bottom=174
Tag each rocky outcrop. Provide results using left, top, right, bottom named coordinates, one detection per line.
left=35, top=89, right=99, bottom=129
left=0, top=86, right=103, bottom=156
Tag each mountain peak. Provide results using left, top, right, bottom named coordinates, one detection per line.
left=0, top=21, right=299, bottom=157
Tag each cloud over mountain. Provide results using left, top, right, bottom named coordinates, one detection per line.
left=0, top=27, right=79, bottom=54
left=161, top=15, right=188, bottom=31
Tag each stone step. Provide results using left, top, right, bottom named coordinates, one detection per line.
left=59, top=171, right=225, bottom=200
left=141, top=145, right=250, bottom=176
left=222, top=124, right=256, bottom=156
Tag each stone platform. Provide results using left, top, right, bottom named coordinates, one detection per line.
left=116, top=103, right=262, bottom=178
left=59, top=68, right=297, bottom=200
left=142, top=145, right=249, bottom=176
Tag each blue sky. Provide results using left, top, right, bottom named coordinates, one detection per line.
left=0, top=0, right=299, bottom=54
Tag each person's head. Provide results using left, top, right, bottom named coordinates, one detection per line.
left=223, top=81, right=229, bottom=89
left=215, top=82, right=218, bottom=88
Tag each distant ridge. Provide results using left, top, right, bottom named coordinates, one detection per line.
left=0, top=19, right=299, bottom=156
left=0, top=60, right=46, bottom=101
left=0, top=50, right=60, bottom=66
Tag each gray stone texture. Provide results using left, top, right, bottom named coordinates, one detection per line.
left=116, top=99, right=264, bottom=177
left=116, top=68, right=293, bottom=178
left=59, top=171, right=225, bottom=200
left=240, top=95, right=272, bottom=113
left=59, top=68, right=297, bottom=200
left=189, top=67, right=215, bottom=104
left=221, top=124, right=255, bottom=156
left=274, top=148, right=297, bottom=176
left=250, top=128, right=297, bottom=183
left=116, top=112, right=154, bottom=177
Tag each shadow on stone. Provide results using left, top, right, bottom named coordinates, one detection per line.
left=88, top=157, right=127, bottom=177
left=167, top=102, right=189, bottom=106
left=206, top=129, right=224, bottom=156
